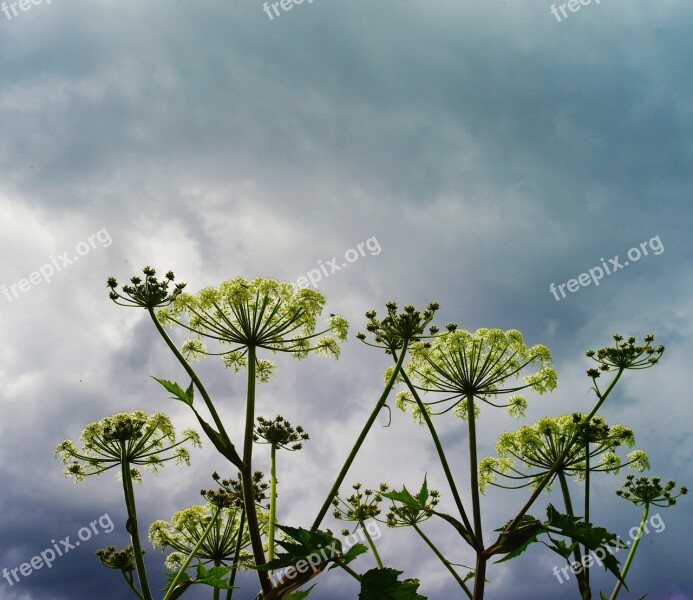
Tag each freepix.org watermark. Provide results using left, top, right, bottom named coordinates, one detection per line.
left=1, top=227, right=112, bottom=303
left=551, top=512, right=666, bottom=584
left=262, top=0, right=314, bottom=21
left=1, top=0, right=53, bottom=22
left=293, top=235, right=381, bottom=290
left=271, top=520, right=382, bottom=585
left=550, top=0, right=600, bottom=23
left=549, top=235, right=663, bottom=302
left=2, top=513, right=114, bottom=587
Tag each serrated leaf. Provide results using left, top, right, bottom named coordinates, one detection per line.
left=328, top=543, right=369, bottom=571
left=257, top=526, right=341, bottom=571
left=546, top=505, right=627, bottom=589
left=416, top=476, right=429, bottom=506
left=544, top=537, right=577, bottom=560
left=358, top=568, right=427, bottom=600
left=194, top=563, right=237, bottom=589
left=152, top=377, right=194, bottom=406
left=381, top=486, right=420, bottom=508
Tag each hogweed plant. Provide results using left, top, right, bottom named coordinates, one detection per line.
left=54, top=411, right=201, bottom=600
left=54, top=268, right=685, bottom=599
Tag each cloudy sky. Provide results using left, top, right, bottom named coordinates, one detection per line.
left=1, top=0, right=692, bottom=599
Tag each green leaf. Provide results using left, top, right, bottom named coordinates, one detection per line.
left=163, top=564, right=237, bottom=598
left=546, top=505, right=627, bottom=589
left=416, top=476, right=429, bottom=506
left=381, top=486, right=420, bottom=509
left=327, top=543, right=369, bottom=571
left=257, top=526, right=342, bottom=571
left=193, top=563, right=237, bottom=589
left=489, top=515, right=545, bottom=563
left=358, top=568, right=427, bottom=600
left=544, top=536, right=577, bottom=560
left=284, top=585, right=317, bottom=599
left=152, top=377, right=194, bottom=406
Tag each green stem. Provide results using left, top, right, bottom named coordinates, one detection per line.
left=212, top=559, right=221, bottom=600
left=148, top=308, right=243, bottom=467
left=359, top=520, right=384, bottom=569
left=227, top=508, right=246, bottom=600
left=467, top=395, right=482, bottom=541
left=268, top=444, right=277, bottom=562
left=398, top=365, right=476, bottom=543
left=584, top=440, right=591, bottom=590
left=412, top=523, right=472, bottom=599
left=120, top=454, right=153, bottom=600
left=558, top=472, right=590, bottom=600
left=467, top=394, right=486, bottom=600
left=311, top=340, right=409, bottom=531
left=120, top=570, right=145, bottom=600
left=609, top=504, right=649, bottom=600
left=163, top=506, right=222, bottom=600
left=242, top=346, right=272, bottom=596
left=505, top=369, right=624, bottom=532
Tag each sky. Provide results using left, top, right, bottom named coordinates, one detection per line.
left=1, top=0, right=692, bottom=599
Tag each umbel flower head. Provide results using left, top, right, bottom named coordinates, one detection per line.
left=332, top=482, right=389, bottom=529
left=96, top=545, right=138, bottom=573
left=585, top=333, right=664, bottom=379
left=356, top=301, right=440, bottom=353
left=54, top=410, right=201, bottom=482
left=253, top=415, right=309, bottom=451
left=155, top=277, right=348, bottom=379
left=616, top=475, right=688, bottom=508
left=479, top=413, right=649, bottom=492
left=405, top=327, right=557, bottom=416
left=107, top=267, right=187, bottom=309
left=201, top=471, right=270, bottom=509
left=149, top=503, right=252, bottom=570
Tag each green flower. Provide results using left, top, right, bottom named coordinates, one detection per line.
left=154, top=277, right=347, bottom=379
left=96, top=545, right=138, bottom=572
left=406, top=328, right=557, bottom=416
left=356, top=301, right=440, bottom=353
left=201, top=471, right=270, bottom=509
left=107, top=267, right=186, bottom=309
left=149, top=503, right=252, bottom=570
left=616, top=475, right=688, bottom=508
left=253, top=415, right=309, bottom=451
left=332, top=482, right=389, bottom=524
left=54, top=411, right=201, bottom=482
left=479, top=414, right=648, bottom=492
left=585, top=334, right=664, bottom=379
left=384, top=487, right=441, bottom=528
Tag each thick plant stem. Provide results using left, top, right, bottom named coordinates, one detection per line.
left=359, top=520, right=384, bottom=569
left=398, top=366, right=475, bottom=540
left=466, top=394, right=485, bottom=599
left=472, top=555, right=487, bottom=600
left=609, top=505, right=649, bottom=600
left=467, top=395, right=482, bottom=541
left=163, top=506, right=222, bottom=600
left=120, top=456, right=153, bottom=600
left=268, top=444, right=277, bottom=562
left=148, top=308, right=242, bottom=467
left=213, top=559, right=221, bottom=600
left=506, top=369, right=624, bottom=532
left=227, top=508, right=246, bottom=600
left=559, top=472, right=590, bottom=600
left=412, top=523, right=472, bottom=599
left=311, top=340, right=409, bottom=531
left=243, top=346, right=272, bottom=595
left=584, top=440, right=591, bottom=590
